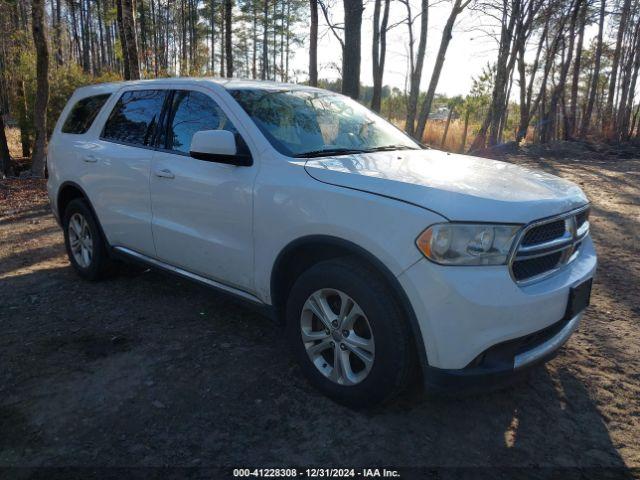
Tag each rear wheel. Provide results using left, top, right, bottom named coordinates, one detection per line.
left=62, top=198, right=112, bottom=280
left=286, top=258, right=414, bottom=407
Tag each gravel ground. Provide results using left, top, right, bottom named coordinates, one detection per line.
left=0, top=155, right=638, bottom=477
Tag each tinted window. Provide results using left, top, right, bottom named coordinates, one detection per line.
left=164, top=90, right=237, bottom=154
left=61, top=94, right=111, bottom=134
left=102, top=90, right=166, bottom=146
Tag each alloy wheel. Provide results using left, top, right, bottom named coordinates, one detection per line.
left=68, top=212, right=93, bottom=268
left=300, top=288, right=375, bottom=386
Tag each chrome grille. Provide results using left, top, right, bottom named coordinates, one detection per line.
left=510, top=206, right=590, bottom=284
left=521, top=219, right=565, bottom=246
left=512, top=252, right=563, bottom=280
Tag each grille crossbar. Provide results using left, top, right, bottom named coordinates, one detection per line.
left=510, top=206, right=590, bottom=284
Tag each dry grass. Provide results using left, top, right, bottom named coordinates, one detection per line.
left=421, top=119, right=472, bottom=152
left=390, top=118, right=478, bottom=152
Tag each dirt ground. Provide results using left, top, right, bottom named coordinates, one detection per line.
left=0, top=153, right=638, bottom=477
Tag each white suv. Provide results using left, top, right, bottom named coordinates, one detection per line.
left=47, top=78, right=596, bottom=407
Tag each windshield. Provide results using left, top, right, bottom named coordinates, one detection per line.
left=229, top=88, right=421, bottom=157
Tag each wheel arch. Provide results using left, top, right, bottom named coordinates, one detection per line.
left=270, top=235, right=428, bottom=369
left=57, top=181, right=110, bottom=248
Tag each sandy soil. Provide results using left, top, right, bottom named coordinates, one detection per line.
left=0, top=155, right=638, bottom=476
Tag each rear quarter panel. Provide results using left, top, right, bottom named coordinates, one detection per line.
left=47, top=85, right=120, bottom=220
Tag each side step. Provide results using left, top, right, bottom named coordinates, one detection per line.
left=112, top=246, right=266, bottom=306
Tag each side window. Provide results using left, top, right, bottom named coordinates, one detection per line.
left=102, top=90, right=166, bottom=146
left=164, top=90, right=238, bottom=154
left=61, top=94, right=111, bottom=134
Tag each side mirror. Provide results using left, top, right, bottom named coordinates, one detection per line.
left=189, top=130, right=253, bottom=166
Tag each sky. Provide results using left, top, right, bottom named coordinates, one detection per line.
left=288, top=1, right=601, bottom=97
left=289, top=1, right=505, bottom=96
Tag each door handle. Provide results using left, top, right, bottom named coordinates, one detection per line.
left=82, top=155, right=97, bottom=163
left=155, top=168, right=175, bottom=179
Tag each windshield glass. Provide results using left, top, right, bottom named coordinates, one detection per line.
left=229, top=88, right=421, bottom=157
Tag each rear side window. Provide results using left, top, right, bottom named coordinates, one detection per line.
left=161, top=90, right=237, bottom=154
left=61, top=94, right=111, bottom=134
left=101, top=90, right=166, bottom=146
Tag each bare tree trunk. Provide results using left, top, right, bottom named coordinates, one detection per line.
left=604, top=0, right=632, bottom=136
left=271, top=0, right=276, bottom=80
left=279, top=0, right=285, bottom=80
left=219, top=2, right=225, bottom=76
left=225, top=0, right=233, bottom=77
left=54, top=0, right=64, bottom=65
left=371, top=0, right=390, bottom=112
left=285, top=1, right=291, bottom=81
left=500, top=0, right=552, bottom=143
left=79, top=0, right=91, bottom=72
left=498, top=68, right=514, bottom=143
left=568, top=0, right=586, bottom=138
left=210, top=0, right=216, bottom=74
left=415, top=0, right=469, bottom=140
left=69, top=0, right=82, bottom=65
left=0, top=4, right=11, bottom=141
left=31, top=0, right=50, bottom=178
left=261, top=0, right=268, bottom=79
left=251, top=1, right=257, bottom=78
left=580, top=0, right=605, bottom=138
left=165, top=0, right=170, bottom=70
left=618, top=24, right=640, bottom=140
left=404, top=0, right=428, bottom=137
left=123, top=0, right=140, bottom=79
left=138, top=0, right=148, bottom=73
left=309, top=0, right=318, bottom=86
left=459, top=107, right=470, bottom=153
left=0, top=113, right=13, bottom=178
left=546, top=0, right=581, bottom=142
left=516, top=40, right=528, bottom=143
left=342, top=0, right=363, bottom=99
left=116, top=0, right=131, bottom=78
left=188, top=0, right=195, bottom=69
left=96, top=0, right=107, bottom=71
left=180, top=0, right=188, bottom=74
left=106, top=6, right=114, bottom=69
left=12, top=2, right=31, bottom=158
left=440, top=106, right=455, bottom=148
left=630, top=103, right=640, bottom=138
left=485, top=0, right=521, bottom=147
left=151, top=0, right=159, bottom=76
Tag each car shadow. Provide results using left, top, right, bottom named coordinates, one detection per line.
left=355, top=366, right=631, bottom=476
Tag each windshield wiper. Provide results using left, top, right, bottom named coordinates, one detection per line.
left=363, top=145, right=422, bottom=153
left=294, top=148, right=370, bottom=158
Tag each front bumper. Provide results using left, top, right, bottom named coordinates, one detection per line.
left=423, top=311, right=583, bottom=393
left=397, top=235, right=597, bottom=372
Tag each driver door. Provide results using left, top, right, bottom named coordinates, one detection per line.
left=149, top=87, right=257, bottom=292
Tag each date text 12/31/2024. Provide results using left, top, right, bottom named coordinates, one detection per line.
left=233, top=468, right=401, bottom=478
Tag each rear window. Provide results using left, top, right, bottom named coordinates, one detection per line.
left=101, top=90, right=167, bottom=146
left=61, top=94, right=111, bottom=134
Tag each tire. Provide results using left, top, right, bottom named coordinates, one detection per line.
left=62, top=198, right=113, bottom=280
left=285, top=257, right=414, bottom=408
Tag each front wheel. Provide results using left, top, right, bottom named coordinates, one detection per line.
left=286, top=258, right=414, bottom=408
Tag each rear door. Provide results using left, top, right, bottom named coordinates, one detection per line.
left=149, top=87, right=258, bottom=292
left=84, top=88, right=169, bottom=256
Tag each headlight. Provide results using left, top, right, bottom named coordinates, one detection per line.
left=416, top=223, right=521, bottom=265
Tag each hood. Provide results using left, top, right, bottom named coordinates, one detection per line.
left=304, top=149, right=588, bottom=223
